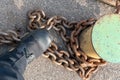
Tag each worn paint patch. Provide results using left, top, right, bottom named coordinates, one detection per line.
left=14, top=0, right=24, bottom=9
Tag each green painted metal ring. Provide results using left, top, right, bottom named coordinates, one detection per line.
left=92, top=14, right=120, bottom=63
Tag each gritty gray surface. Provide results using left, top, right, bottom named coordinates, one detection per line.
left=0, top=0, right=120, bottom=80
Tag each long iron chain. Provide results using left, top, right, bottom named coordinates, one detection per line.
left=0, top=2, right=120, bottom=79
left=0, top=9, right=107, bottom=80
left=28, top=10, right=106, bottom=80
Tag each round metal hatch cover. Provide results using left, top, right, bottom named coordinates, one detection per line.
left=92, top=14, right=120, bottom=63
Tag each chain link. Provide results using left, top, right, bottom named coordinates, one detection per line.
left=116, top=0, right=120, bottom=14
left=0, top=29, right=20, bottom=44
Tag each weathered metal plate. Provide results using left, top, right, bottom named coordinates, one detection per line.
left=99, top=0, right=118, bottom=7
left=92, top=14, right=120, bottom=63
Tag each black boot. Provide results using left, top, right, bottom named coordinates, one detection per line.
left=0, top=29, right=53, bottom=74
left=18, top=29, right=53, bottom=63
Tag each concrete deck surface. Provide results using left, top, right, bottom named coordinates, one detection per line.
left=0, top=0, right=120, bottom=80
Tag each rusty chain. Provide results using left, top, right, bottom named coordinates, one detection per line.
left=0, top=2, right=119, bottom=80
left=0, top=9, right=107, bottom=80
left=0, top=1, right=119, bottom=79
left=0, top=29, right=20, bottom=44
left=116, top=0, right=120, bottom=14
left=28, top=10, right=106, bottom=80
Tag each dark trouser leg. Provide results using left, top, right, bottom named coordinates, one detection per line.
left=0, top=48, right=27, bottom=80
left=0, top=29, right=52, bottom=80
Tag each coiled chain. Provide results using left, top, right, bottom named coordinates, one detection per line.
left=0, top=10, right=107, bottom=80
left=0, top=1, right=120, bottom=79
left=28, top=10, right=106, bottom=80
